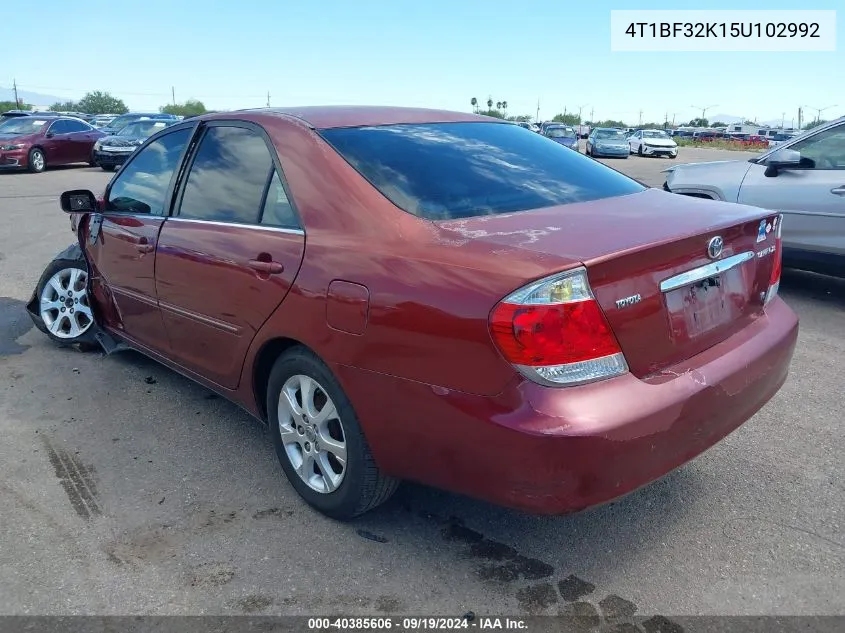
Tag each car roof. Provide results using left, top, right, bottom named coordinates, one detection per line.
left=226, top=106, right=499, bottom=129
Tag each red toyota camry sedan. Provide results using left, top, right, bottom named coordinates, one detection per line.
left=27, top=107, right=798, bottom=519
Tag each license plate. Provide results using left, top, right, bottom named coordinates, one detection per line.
left=665, top=274, right=740, bottom=342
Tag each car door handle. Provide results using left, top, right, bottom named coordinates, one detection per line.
left=247, top=259, right=284, bottom=274
left=831, top=186, right=845, bottom=196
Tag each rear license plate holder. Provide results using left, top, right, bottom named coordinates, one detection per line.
left=665, top=274, right=739, bottom=342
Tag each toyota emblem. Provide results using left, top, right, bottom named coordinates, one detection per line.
left=707, top=236, right=724, bottom=259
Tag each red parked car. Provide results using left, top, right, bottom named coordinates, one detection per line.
left=0, top=115, right=104, bottom=172
left=27, top=107, right=799, bottom=519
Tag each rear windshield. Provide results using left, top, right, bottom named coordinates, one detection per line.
left=320, top=122, right=644, bottom=220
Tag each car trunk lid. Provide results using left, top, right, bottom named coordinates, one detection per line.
left=437, top=188, right=781, bottom=378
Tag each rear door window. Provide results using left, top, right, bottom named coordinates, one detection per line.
left=320, top=121, right=644, bottom=221
left=177, top=125, right=274, bottom=225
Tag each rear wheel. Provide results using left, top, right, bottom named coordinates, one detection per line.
left=28, top=148, right=46, bottom=173
left=267, top=347, right=399, bottom=519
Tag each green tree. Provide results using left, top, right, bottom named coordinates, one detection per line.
left=49, top=100, right=79, bottom=112
left=160, top=99, right=207, bottom=117
left=76, top=91, right=128, bottom=114
left=486, top=97, right=493, bottom=109
left=594, top=119, right=627, bottom=128
left=711, top=121, right=727, bottom=127
left=688, top=117, right=709, bottom=127
left=477, top=108, right=505, bottom=119
left=0, top=100, right=31, bottom=113
left=552, top=113, right=580, bottom=125
left=803, top=119, right=827, bottom=130
left=470, top=97, right=477, bottom=113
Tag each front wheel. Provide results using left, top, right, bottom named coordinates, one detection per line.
left=267, top=347, right=399, bottom=519
left=100, top=164, right=116, bottom=172
left=34, top=258, right=98, bottom=349
left=28, top=148, right=46, bottom=173
left=637, top=144, right=643, bottom=156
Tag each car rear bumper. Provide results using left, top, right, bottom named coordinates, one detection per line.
left=336, top=296, right=798, bottom=514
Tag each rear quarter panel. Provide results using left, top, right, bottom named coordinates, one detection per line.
left=235, top=115, right=576, bottom=399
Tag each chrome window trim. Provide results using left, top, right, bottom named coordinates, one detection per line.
left=166, top=217, right=304, bottom=235
left=659, top=251, right=755, bottom=293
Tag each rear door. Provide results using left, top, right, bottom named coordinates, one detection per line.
left=62, top=119, right=98, bottom=162
left=155, top=121, right=305, bottom=389
left=737, top=121, right=845, bottom=259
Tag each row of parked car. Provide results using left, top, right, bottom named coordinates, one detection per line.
left=517, top=121, right=680, bottom=159
left=0, top=110, right=182, bottom=173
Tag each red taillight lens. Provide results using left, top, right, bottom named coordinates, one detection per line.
left=765, top=214, right=783, bottom=304
left=490, top=300, right=621, bottom=366
left=488, top=268, right=628, bottom=387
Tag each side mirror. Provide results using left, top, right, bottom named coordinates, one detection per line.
left=45, top=132, right=55, bottom=138
left=764, top=148, right=801, bottom=177
left=60, top=189, right=98, bottom=213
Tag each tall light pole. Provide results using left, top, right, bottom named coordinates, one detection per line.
left=691, top=103, right=718, bottom=122
left=578, top=103, right=589, bottom=123
left=807, top=104, right=838, bottom=127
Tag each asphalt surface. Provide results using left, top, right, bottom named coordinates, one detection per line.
left=0, top=147, right=842, bottom=620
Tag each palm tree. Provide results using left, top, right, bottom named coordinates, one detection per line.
left=496, top=101, right=502, bottom=110
left=487, top=97, right=493, bottom=109
left=470, top=97, right=477, bottom=113
left=502, top=100, right=508, bottom=115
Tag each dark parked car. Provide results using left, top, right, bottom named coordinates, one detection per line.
left=27, top=107, right=798, bottom=519
left=98, top=112, right=179, bottom=136
left=93, top=118, right=177, bottom=171
left=543, top=124, right=580, bottom=150
left=0, top=115, right=105, bottom=172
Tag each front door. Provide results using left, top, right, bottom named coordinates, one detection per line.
left=62, top=119, right=98, bottom=163
left=155, top=122, right=305, bottom=389
left=84, top=125, right=195, bottom=353
left=42, top=120, right=72, bottom=165
left=737, top=122, right=845, bottom=258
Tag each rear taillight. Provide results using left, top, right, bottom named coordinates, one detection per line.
left=764, top=213, right=783, bottom=304
left=489, top=267, right=628, bottom=387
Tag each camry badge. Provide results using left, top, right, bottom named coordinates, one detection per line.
left=707, top=236, right=724, bottom=259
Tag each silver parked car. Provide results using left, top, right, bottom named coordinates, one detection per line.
left=663, top=117, right=845, bottom=276
left=586, top=128, right=630, bottom=158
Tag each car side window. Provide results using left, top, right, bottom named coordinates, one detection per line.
left=107, top=128, right=192, bottom=215
left=64, top=120, right=90, bottom=133
left=260, top=169, right=299, bottom=228
left=177, top=125, right=274, bottom=225
left=787, top=125, right=845, bottom=170
left=48, top=120, right=69, bottom=135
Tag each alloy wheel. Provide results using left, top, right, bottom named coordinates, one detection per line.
left=277, top=374, right=347, bottom=494
left=39, top=267, right=93, bottom=339
left=31, top=151, right=45, bottom=171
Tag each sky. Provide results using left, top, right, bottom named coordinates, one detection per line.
left=5, top=0, right=843, bottom=125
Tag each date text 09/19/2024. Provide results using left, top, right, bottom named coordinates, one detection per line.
left=307, top=617, right=527, bottom=630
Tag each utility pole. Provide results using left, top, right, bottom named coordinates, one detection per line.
left=267, top=91, right=271, bottom=107
left=638, top=110, right=643, bottom=127
left=808, top=104, right=838, bottom=127
left=13, top=78, right=20, bottom=108
left=590, top=107, right=594, bottom=123
left=691, top=103, right=718, bottom=122
left=781, top=112, right=785, bottom=128
left=578, top=103, right=588, bottom=123
left=536, top=98, right=540, bottom=122
left=171, top=86, right=176, bottom=106
left=798, top=106, right=803, bottom=130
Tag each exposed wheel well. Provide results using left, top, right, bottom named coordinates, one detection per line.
left=252, top=336, right=310, bottom=422
left=679, top=192, right=717, bottom=199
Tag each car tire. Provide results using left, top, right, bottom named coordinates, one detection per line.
left=267, top=346, right=400, bottom=519
left=100, top=164, right=115, bottom=172
left=33, top=256, right=99, bottom=351
left=637, top=144, right=643, bottom=157
left=88, top=152, right=97, bottom=167
left=28, top=148, right=46, bottom=173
